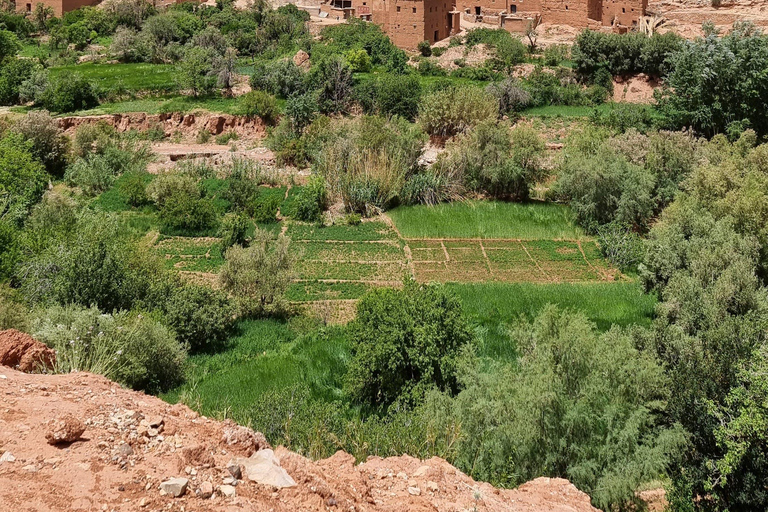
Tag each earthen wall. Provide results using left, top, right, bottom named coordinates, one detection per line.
left=16, top=0, right=99, bottom=17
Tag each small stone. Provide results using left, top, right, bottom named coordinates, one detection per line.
left=44, top=457, right=61, bottom=466
left=45, top=414, right=86, bottom=445
left=413, top=465, right=431, bottom=478
left=327, top=497, right=338, bottom=506
left=198, top=481, right=213, bottom=499
left=0, top=452, right=15, bottom=463
left=184, top=466, right=192, bottom=475
left=118, top=485, right=125, bottom=492
left=396, top=472, right=408, bottom=480
left=22, top=464, right=38, bottom=473
left=159, top=477, right=189, bottom=498
left=146, top=415, right=164, bottom=428
left=139, top=497, right=147, bottom=508
left=219, top=484, right=236, bottom=498
left=222, top=476, right=236, bottom=485
left=226, top=463, right=242, bottom=480
left=407, top=486, right=421, bottom=496
left=147, top=428, right=159, bottom=437
left=118, top=444, right=133, bottom=457
left=426, top=481, right=439, bottom=492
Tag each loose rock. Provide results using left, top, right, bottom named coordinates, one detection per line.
left=198, top=481, right=214, bottom=499
left=0, top=452, right=14, bottom=463
left=236, top=449, right=296, bottom=488
left=159, top=477, right=189, bottom=498
left=219, top=484, right=236, bottom=497
left=408, top=486, right=421, bottom=496
left=45, top=414, right=86, bottom=445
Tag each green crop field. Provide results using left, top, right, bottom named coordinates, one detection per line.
left=162, top=319, right=350, bottom=418
left=49, top=63, right=177, bottom=94
left=448, top=281, right=657, bottom=360
left=387, top=201, right=585, bottom=240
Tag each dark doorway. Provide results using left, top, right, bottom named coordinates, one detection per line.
left=434, top=30, right=439, bottom=41
left=510, top=4, right=516, bottom=13
left=475, top=6, right=481, bottom=15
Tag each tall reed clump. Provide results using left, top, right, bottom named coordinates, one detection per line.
left=314, top=116, right=426, bottom=215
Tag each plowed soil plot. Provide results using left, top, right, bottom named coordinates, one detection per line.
left=409, top=238, right=618, bottom=283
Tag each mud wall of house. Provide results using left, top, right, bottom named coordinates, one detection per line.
left=373, top=0, right=451, bottom=49
left=600, top=0, right=646, bottom=26
left=16, top=0, right=98, bottom=17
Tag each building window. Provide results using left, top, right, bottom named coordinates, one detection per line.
left=26, top=3, right=31, bottom=10
left=622, top=7, right=625, bottom=12
left=397, top=5, right=400, bottom=11
left=412, top=7, right=416, bottom=12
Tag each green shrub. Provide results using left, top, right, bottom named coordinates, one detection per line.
left=417, top=40, right=432, bottom=57
left=430, top=306, right=686, bottom=508
left=543, top=43, right=569, bottom=66
left=160, top=191, right=218, bottom=234
left=17, top=212, right=162, bottom=312
left=219, top=230, right=296, bottom=316
left=219, top=212, right=250, bottom=250
left=486, top=77, right=531, bottom=116
left=417, top=59, right=446, bottom=77
left=432, top=47, right=445, bottom=57
left=251, top=58, right=306, bottom=99
left=0, top=57, right=39, bottom=106
left=434, top=120, right=546, bottom=200
left=215, top=131, right=238, bottom=145
left=344, top=212, right=361, bottom=225
left=40, top=72, right=98, bottom=113
left=418, top=86, right=497, bottom=137
left=14, top=111, right=70, bottom=177
left=252, top=191, right=281, bottom=223
left=0, top=220, right=20, bottom=281
left=119, top=171, right=150, bottom=206
left=0, top=29, right=21, bottom=62
left=224, top=160, right=260, bottom=214
left=240, top=90, right=279, bottom=125
left=162, top=284, right=235, bottom=353
left=175, top=46, right=217, bottom=97
left=596, top=222, right=643, bottom=271
left=286, top=176, right=327, bottom=222
left=0, top=132, right=48, bottom=222
left=147, top=173, right=198, bottom=207
left=345, top=48, right=371, bottom=72
left=0, top=285, right=28, bottom=332
left=33, top=305, right=186, bottom=392
left=346, top=280, right=473, bottom=409
left=65, top=138, right=150, bottom=196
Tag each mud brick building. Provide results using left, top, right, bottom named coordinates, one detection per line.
left=15, top=0, right=98, bottom=16
left=322, top=0, right=646, bottom=48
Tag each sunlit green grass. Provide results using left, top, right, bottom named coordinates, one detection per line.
left=448, top=281, right=656, bottom=360
left=161, top=319, right=349, bottom=417
left=388, top=201, right=585, bottom=240
left=49, top=63, right=176, bottom=93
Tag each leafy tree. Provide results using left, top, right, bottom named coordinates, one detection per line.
left=218, top=229, right=296, bottom=316
left=159, top=191, right=217, bottom=234
left=656, top=22, right=768, bottom=137
left=162, top=284, right=235, bottom=352
left=345, top=48, right=371, bottom=73
left=430, top=307, right=687, bottom=509
left=375, top=74, right=421, bottom=121
left=14, top=111, right=70, bottom=177
left=0, top=58, right=39, bottom=106
left=175, top=47, right=218, bottom=96
left=418, top=86, right=497, bottom=137
left=40, top=72, right=99, bottom=113
left=240, top=90, right=278, bottom=124
left=0, top=132, right=47, bottom=223
left=219, top=211, right=250, bottom=250
left=251, top=58, right=306, bottom=99
left=0, top=30, right=21, bottom=62
left=345, top=281, right=473, bottom=409
left=417, top=40, right=432, bottom=57
left=309, top=57, right=353, bottom=114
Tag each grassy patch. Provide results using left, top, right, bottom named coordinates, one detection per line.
left=92, top=172, right=155, bottom=212
left=49, top=63, right=176, bottom=94
left=389, top=201, right=584, bottom=240
left=286, top=221, right=398, bottom=241
left=162, top=319, right=349, bottom=415
left=154, top=236, right=225, bottom=272
left=449, top=281, right=656, bottom=359
left=287, top=281, right=372, bottom=301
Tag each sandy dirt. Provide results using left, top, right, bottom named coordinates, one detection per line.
left=0, top=365, right=601, bottom=512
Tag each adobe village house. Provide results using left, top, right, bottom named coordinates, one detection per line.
left=320, top=0, right=647, bottom=48
left=15, top=0, right=646, bottom=49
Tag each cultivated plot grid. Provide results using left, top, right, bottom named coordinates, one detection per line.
left=151, top=223, right=620, bottom=306
left=408, top=238, right=617, bottom=283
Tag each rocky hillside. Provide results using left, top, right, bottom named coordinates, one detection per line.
left=0, top=335, right=599, bottom=512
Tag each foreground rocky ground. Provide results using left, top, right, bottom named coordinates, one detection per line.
left=0, top=365, right=599, bottom=512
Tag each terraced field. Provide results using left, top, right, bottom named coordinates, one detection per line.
left=152, top=207, right=622, bottom=314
